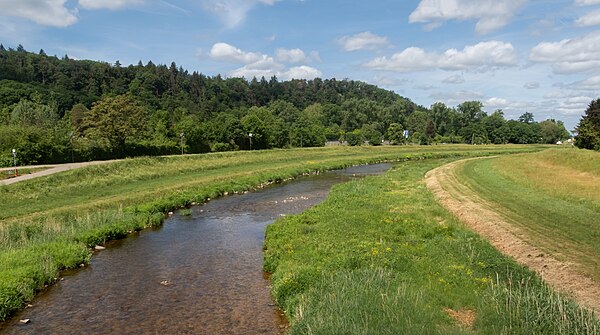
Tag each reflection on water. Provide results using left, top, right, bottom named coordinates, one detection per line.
left=0, top=164, right=390, bottom=334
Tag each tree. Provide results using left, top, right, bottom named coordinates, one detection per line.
left=81, top=94, right=149, bottom=154
left=10, top=99, right=59, bottom=128
left=430, top=102, right=452, bottom=135
left=386, top=122, right=405, bottom=144
left=483, top=110, right=508, bottom=144
left=291, top=104, right=326, bottom=147
left=241, top=106, right=283, bottom=149
left=575, top=99, right=600, bottom=150
left=69, top=103, right=89, bottom=132
left=518, top=112, right=535, bottom=124
left=539, top=119, right=570, bottom=144
left=344, top=129, right=364, bottom=146
left=405, top=110, right=431, bottom=135
left=457, top=101, right=486, bottom=126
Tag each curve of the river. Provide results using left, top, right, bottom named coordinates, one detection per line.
left=0, top=164, right=390, bottom=334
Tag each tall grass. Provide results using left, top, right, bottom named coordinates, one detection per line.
left=0, top=145, right=544, bottom=321
left=264, top=157, right=599, bottom=334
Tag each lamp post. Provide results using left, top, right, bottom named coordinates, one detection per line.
left=248, top=133, right=253, bottom=150
left=11, top=148, right=18, bottom=176
left=180, top=132, right=185, bottom=155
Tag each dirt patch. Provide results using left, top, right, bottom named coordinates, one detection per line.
left=425, top=158, right=600, bottom=312
left=443, top=307, right=476, bottom=328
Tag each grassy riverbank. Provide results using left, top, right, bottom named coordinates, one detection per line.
left=0, top=145, right=542, bottom=321
left=455, top=148, right=600, bottom=284
left=264, top=157, right=599, bottom=334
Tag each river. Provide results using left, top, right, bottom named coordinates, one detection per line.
left=0, top=164, right=390, bottom=334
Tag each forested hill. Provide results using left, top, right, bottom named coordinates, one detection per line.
left=0, top=44, right=569, bottom=166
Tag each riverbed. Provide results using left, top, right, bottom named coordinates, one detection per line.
left=0, top=164, right=390, bottom=334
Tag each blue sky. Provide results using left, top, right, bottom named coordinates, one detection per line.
left=1, top=0, right=600, bottom=131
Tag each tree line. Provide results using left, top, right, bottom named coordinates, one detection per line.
left=0, top=44, right=572, bottom=166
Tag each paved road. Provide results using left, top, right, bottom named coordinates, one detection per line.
left=0, top=160, right=118, bottom=186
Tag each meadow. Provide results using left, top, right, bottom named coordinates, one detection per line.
left=264, top=155, right=599, bottom=334
left=453, top=148, right=600, bottom=286
left=0, top=145, right=543, bottom=321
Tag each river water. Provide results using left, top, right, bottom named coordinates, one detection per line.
left=0, top=164, right=390, bottom=334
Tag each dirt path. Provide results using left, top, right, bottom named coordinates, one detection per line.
left=425, top=158, right=600, bottom=312
left=0, top=160, right=119, bottom=186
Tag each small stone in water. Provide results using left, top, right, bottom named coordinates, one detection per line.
left=168, top=212, right=173, bottom=215
left=94, top=245, right=105, bottom=250
left=160, top=280, right=170, bottom=286
left=19, top=319, right=30, bottom=324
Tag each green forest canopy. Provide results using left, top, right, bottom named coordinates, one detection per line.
left=0, top=44, right=573, bottom=166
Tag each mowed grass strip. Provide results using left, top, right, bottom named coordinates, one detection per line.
left=455, top=148, right=600, bottom=282
left=264, top=158, right=598, bottom=334
left=0, top=145, right=542, bottom=321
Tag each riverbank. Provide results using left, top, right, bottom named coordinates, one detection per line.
left=427, top=149, right=600, bottom=312
left=264, top=157, right=599, bottom=334
left=0, top=145, right=544, bottom=321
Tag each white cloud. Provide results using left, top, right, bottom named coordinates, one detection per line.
left=211, top=43, right=321, bottom=80
left=566, top=75, right=600, bottom=90
left=530, top=31, right=600, bottom=74
left=555, top=96, right=594, bottom=115
left=371, top=76, right=409, bottom=87
left=338, top=32, right=391, bottom=51
left=430, top=90, right=485, bottom=105
left=275, top=48, right=319, bottom=63
left=0, top=0, right=78, bottom=27
left=365, top=47, right=437, bottom=72
left=408, top=0, right=526, bottom=34
left=442, top=74, right=465, bottom=84
left=485, top=97, right=509, bottom=107
left=283, top=66, right=322, bottom=80
left=229, top=57, right=283, bottom=78
left=229, top=63, right=321, bottom=80
left=575, top=9, right=600, bottom=26
left=576, top=0, right=600, bottom=5
left=415, top=84, right=437, bottom=90
left=209, top=42, right=266, bottom=63
left=78, top=0, right=143, bottom=10
left=524, top=81, right=540, bottom=89
left=365, top=41, right=518, bottom=72
left=201, top=0, right=276, bottom=28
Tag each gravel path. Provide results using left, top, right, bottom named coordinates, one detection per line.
left=0, top=160, right=118, bottom=186
left=425, top=158, right=600, bottom=312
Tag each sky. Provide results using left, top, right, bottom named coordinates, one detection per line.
left=1, top=0, right=600, bottom=131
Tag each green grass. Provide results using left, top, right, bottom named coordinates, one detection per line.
left=0, top=145, right=544, bottom=321
left=454, top=148, right=600, bottom=283
left=264, top=157, right=598, bottom=334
